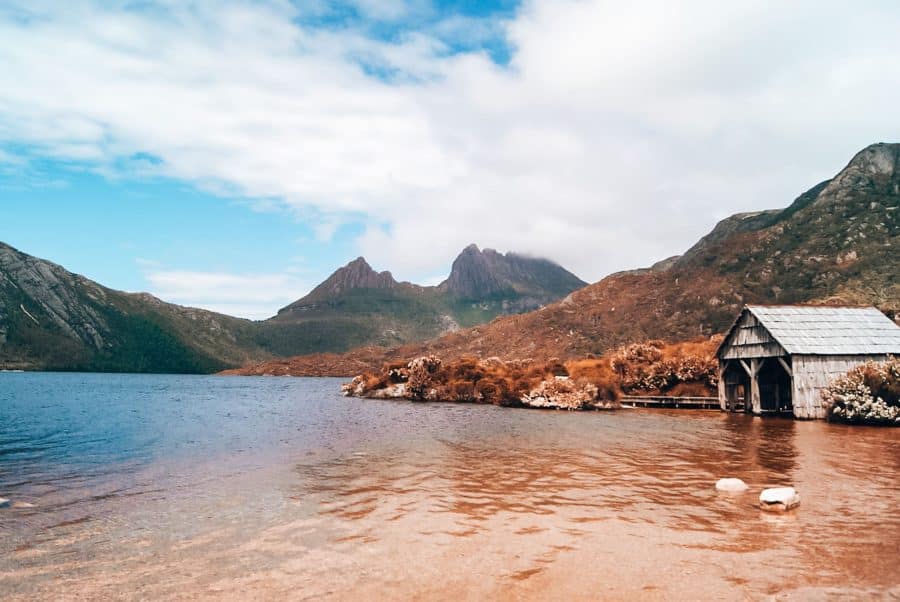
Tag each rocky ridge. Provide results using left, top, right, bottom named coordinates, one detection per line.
left=0, top=242, right=268, bottom=372
left=0, top=241, right=585, bottom=372
left=229, top=142, right=899, bottom=375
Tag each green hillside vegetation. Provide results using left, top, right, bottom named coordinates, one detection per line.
left=0, top=243, right=586, bottom=372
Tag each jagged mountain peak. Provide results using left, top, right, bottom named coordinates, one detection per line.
left=441, top=244, right=586, bottom=301
left=843, top=142, right=898, bottom=175
left=283, top=256, right=398, bottom=310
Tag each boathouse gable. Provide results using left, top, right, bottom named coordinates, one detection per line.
left=716, top=306, right=900, bottom=419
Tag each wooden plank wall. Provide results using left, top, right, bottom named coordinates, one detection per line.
left=720, top=312, right=786, bottom=359
left=792, top=355, right=888, bottom=419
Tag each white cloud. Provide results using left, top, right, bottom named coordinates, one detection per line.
left=2, top=0, right=899, bottom=288
left=143, top=269, right=310, bottom=320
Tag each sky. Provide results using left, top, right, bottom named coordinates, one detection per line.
left=1, top=0, right=898, bottom=319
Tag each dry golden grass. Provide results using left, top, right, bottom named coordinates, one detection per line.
left=347, top=336, right=721, bottom=403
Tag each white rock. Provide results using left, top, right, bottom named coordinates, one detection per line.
left=0, top=498, right=9, bottom=508
left=368, top=382, right=407, bottom=399
left=715, top=478, right=749, bottom=492
left=759, top=487, right=800, bottom=512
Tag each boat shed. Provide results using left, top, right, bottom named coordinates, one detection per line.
left=717, top=305, right=900, bottom=419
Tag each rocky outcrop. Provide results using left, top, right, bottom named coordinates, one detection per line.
left=280, top=257, right=398, bottom=311
left=520, top=376, right=618, bottom=410
left=759, top=487, right=800, bottom=512
left=0, top=242, right=267, bottom=373
left=0, top=242, right=110, bottom=349
left=439, top=244, right=586, bottom=304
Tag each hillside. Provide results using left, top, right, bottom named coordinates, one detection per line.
left=256, top=245, right=586, bottom=356
left=228, top=142, right=900, bottom=375
left=0, top=242, right=270, bottom=372
left=0, top=243, right=584, bottom=372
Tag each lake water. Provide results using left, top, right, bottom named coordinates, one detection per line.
left=1, top=373, right=898, bottom=600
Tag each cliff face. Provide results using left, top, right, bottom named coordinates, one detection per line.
left=441, top=244, right=507, bottom=299
left=0, top=242, right=270, bottom=372
left=440, top=244, right=587, bottom=305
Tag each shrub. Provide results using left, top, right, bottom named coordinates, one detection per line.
left=822, top=357, right=900, bottom=426
left=565, top=358, right=621, bottom=402
left=608, top=336, right=720, bottom=395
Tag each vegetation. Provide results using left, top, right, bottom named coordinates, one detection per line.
left=342, top=336, right=721, bottom=406
left=823, top=357, right=900, bottom=426
left=1, top=242, right=585, bottom=373
left=609, top=337, right=722, bottom=396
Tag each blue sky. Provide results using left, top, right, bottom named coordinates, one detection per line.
left=1, top=0, right=898, bottom=318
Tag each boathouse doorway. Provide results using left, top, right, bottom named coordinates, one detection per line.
left=723, top=362, right=749, bottom=412
left=758, top=358, right=793, bottom=414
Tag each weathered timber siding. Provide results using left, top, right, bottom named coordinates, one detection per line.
left=717, top=364, right=726, bottom=411
left=720, top=312, right=786, bottom=360
left=791, top=354, right=889, bottom=419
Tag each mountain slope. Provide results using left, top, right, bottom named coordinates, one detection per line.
left=231, top=142, right=899, bottom=376
left=259, top=246, right=587, bottom=356
left=0, top=242, right=271, bottom=372
left=0, top=243, right=585, bottom=371
left=392, top=142, right=899, bottom=361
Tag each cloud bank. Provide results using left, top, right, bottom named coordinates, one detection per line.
left=2, top=0, right=899, bottom=298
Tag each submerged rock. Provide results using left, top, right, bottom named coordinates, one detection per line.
left=759, top=487, right=800, bottom=512
left=715, top=478, right=749, bottom=492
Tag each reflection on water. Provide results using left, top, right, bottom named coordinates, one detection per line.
left=1, top=374, right=899, bottom=600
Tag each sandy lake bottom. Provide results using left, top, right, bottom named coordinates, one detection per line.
left=1, top=373, right=898, bottom=600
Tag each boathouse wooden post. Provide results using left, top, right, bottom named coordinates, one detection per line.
left=717, top=362, right=727, bottom=411
left=749, top=358, right=763, bottom=415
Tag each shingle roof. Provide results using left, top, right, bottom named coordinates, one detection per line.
left=743, top=305, right=900, bottom=355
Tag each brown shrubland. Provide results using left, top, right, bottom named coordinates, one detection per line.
left=344, top=335, right=722, bottom=405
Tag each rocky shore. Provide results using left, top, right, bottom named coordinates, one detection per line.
left=342, top=355, right=621, bottom=410
left=341, top=338, right=721, bottom=409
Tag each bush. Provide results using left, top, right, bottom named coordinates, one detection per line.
left=822, top=357, right=900, bottom=426
left=343, top=336, right=721, bottom=405
left=565, top=358, right=621, bottom=402
left=608, top=336, right=721, bottom=395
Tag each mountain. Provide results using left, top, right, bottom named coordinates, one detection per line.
left=228, top=142, right=900, bottom=375
left=0, top=242, right=585, bottom=372
left=0, top=242, right=271, bottom=372
left=396, top=142, right=900, bottom=361
left=288, top=257, right=399, bottom=304
left=439, top=244, right=587, bottom=308
left=257, top=245, right=587, bottom=356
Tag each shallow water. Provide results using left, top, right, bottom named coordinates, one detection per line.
left=1, top=373, right=898, bottom=600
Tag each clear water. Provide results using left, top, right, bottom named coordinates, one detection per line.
left=1, top=373, right=898, bottom=600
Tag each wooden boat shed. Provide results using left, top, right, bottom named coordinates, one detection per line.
left=717, top=305, right=900, bottom=419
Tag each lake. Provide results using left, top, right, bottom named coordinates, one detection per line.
left=1, top=373, right=898, bottom=600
